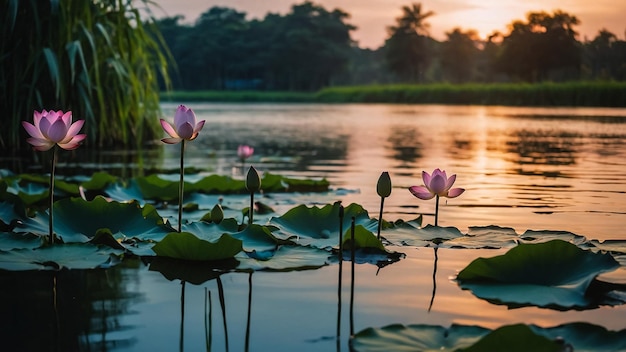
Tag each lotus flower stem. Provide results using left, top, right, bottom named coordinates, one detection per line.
left=349, top=216, right=356, bottom=336
left=428, top=247, right=438, bottom=312
left=178, top=140, right=185, bottom=232
left=48, top=146, right=57, bottom=244
left=434, top=194, right=439, bottom=227
left=204, top=288, right=212, bottom=351
left=245, top=272, right=252, bottom=351
left=246, top=191, right=254, bottom=225
left=336, top=203, right=344, bottom=340
left=180, top=280, right=186, bottom=351
left=217, top=277, right=229, bottom=351
left=377, top=197, right=385, bottom=240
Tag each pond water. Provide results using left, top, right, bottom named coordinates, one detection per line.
left=2, top=103, right=626, bottom=350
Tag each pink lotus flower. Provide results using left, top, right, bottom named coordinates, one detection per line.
left=160, top=105, right=205, bottom=144
left=409, top=168, right=465, bottom=200
left=22, top=110, right=86, bottom=151
left=237, top=145, right=254, bottom=160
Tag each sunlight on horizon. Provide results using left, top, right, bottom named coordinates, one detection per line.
left=153, top=0, right=626, bottom=48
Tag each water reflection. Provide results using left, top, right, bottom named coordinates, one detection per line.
left=506, top=130, right=579, bottom=166
left=0, top=262, right=144, bottom=351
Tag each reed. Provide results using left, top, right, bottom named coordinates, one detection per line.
left=160, top=90, right=316, bottom=103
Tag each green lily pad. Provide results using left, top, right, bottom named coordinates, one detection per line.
left=236, top=245, right=331, bottom=271
left=269, top=203, right=376, bottom=249
left=342, top=225, right=385, bottom=251
left=151, top=232, right=243, bottom=261
left=79, top=172, right=119, bottom=191
left=261, top=172, right=329, bottom=192
left=0, top=232, right=43, bottom=250
left=229, top=224, right=290, bottom=252
left=0, top=243, right=122, bottom=271
left=456, top=240, right=622, bottom=309
left=352, top=322, right=626, bottom=352
left=17, top=196, right=172, bottom=242
left=351, top=323, right=490, bottom=351
left=463, top=324, right=560, bottom=352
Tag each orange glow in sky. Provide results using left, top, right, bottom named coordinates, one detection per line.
left=152, top=0, right=626, bottom=48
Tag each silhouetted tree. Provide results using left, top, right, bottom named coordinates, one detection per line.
left=384, top=3, right=434, bottom=82
left=496, top=10, right=582, bottom=82
left=440, top=28, right=480, bottom=82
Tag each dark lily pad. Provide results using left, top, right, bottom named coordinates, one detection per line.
left=352, top=322, right=626, bottom=352
left=151, top=232, right=243, bottom=261
left=456, top=240, right=622, bottom=309
left=148, top=256, right=239, bottom=285
left=0, top=243, right=123, bottom=271
left=269, top=203, right=376, bottom=249
left=0, top=232, right=42, bottom=250
left=16, top=196, right=173, bottom=242
left=351, top=323, right=490, bottom=351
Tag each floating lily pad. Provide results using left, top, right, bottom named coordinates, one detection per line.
left=352, top=322, right=626, bottom=352
left=351, top=323, right=490, bottom=351
left=589, top=239, right=626, bottom=255
left=442, top=225, right=519, bottom=249
left=456, top=240, right=622, bottom=309
left=519, top=229, right=587, bottom=245
left=269, top=203, right=376, bottom=249
left=151, top=232, right=243, bottom=261
left=0, top=243, right=122, bottom=271
left=382, top=223, right=464, bottom=247
left=236, top=245, right=331, bottom=271
left=0, top=232, right=43, bottom=250
left=17, top=197, right=173, bottom=242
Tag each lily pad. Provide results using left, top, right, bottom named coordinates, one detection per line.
left=17, top=196, right=173, bottom=242
left=382, top=224, right=464, bottom=247
left=236, top=245, right=331, bottom=271
left=0, top=243, right=122, bottom=271
left=151, top=232, right=243, bottom=261
left=352, top=322, right=626, bottom=352
left=0, top=232, right=43, bottom=250
left=442, top=225, right=519, bottom=249
left=351, top=323, right=490, bottom=351
left=269, top=203, right=376, bottom=249
left=456, top=240, right=622, bottom=309
left=519, top=229, right=587, bottom=245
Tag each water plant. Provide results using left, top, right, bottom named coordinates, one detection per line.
left=245, top=166, right=261, bottom=225
left=160, top=105, right=205, bottom=232
left=237, top=144, right=254, bottom=171
left=22, top=110, right=86, bottom=244
left=376, top=171, right=392, bottom=239
left=409, top=168, right=464, bottom=226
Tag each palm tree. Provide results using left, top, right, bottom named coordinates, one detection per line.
left=385, top=3, right=435, bottom=82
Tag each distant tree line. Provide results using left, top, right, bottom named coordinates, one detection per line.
left=157, top=1, right=626, bottom=91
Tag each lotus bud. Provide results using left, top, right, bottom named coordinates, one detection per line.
left=377, top=171, right=392, bottom=198
left=246, top=166, right=261, bottom=192
left=211, top=204, right=224, bottom=224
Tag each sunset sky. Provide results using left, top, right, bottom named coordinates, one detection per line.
left=152, top=0, right=626, bottom=49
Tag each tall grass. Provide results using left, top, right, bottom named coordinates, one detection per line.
left=315, top=82, right=626, bottom=107
left=1, top=0, right=171, bottom=151
left=160, top=91, right=316, bottom=103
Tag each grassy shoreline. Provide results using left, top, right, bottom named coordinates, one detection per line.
left=160, top=81, right=626, bottom=107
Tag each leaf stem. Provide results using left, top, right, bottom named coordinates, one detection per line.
left=248, top=191, right=254, bottom=225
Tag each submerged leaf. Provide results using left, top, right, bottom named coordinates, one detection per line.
left=236, top=245, right=330, bottom=271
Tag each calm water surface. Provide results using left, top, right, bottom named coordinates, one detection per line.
left=2, top=103, right=626, bottom=351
